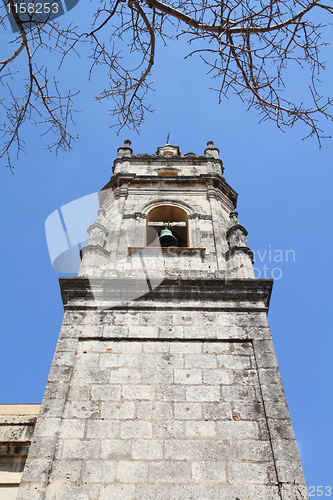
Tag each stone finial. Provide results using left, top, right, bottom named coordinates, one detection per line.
left=117, top=139, right=133, bottom=158
left=229, top=211, right=239, bottom=224
left=204, top=141, right=220, bottom=159
left=227, top=210, right=249, bottom=248
left=226, top=210, right=254, bottom=269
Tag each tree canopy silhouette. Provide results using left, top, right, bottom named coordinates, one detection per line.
left=1, top=0, right=332, bottom=169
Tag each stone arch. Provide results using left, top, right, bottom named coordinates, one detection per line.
left=145, top=203, right=190, bottom=247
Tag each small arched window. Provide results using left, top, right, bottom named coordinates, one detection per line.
left=146, top=205, right=189, bottom=247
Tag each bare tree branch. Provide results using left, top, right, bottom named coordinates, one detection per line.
left=1, top=0, right=332, bottom=169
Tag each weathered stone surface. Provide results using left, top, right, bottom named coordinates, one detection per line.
left=17, top=142, right=307, bottom=499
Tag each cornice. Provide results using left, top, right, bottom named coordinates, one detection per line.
left=60, top=277, right=273, bottom=310
left=102, top=173, right=238, bottom=208
left=113, top=154, right=223, bottom=168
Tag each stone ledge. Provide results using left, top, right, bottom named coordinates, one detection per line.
left=60, top=277, right=273, bottom=311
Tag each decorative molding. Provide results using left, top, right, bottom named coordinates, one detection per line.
left=226, top=223, right=248, bottom=238
left=87, top=222, right=109, bottom=235
left=123, top=212, right=147, bottom=220
left=80, top=245, right=110, bottom=259
left=59, top=276, right=273, bottom=310
left=225, top=246, right=254, bottom=263
left=128, top=247, right=206, bottom=257
left=188, top=213, right=212, bottom=220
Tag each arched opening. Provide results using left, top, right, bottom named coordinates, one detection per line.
left=146, top=205, right=189, bottom=247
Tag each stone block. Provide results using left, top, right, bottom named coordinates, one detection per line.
left=169, top=342, right=202, bottom=353
left=99, top=353, right=125, bottom=367
left=184, top=326, right=217, bottom=339
left=122, top=384, right=155, bottom=400
left=143, top=342, right=170, bottom=353
left=27, top=436, right=58, bottom=459
left=114, top=312, right=140, bottom=325
left=112, top=341, right=142, bottom=353
left=192, top=461, right=226, bottom=482
left=100, top=439, right=131, bottom=459
left=45, top=484, right=100, bottom=500
left=49, top=459, right=83, bottom=484
left=201, top=440, right=236, bottom=461
left=134, top=486, right=169, bottom=500
left=101, top=402, right=136, bottom=420
left=52, top=350, right=77, bottom=366
left=58, top=419, right=85, bottom=439
left=230, top=401, right=265, bottom=420
left=272, top=438, right=303, bottom=462
left=116, top=461, right=149, bottom=483
left=203, top=402, right=232, bottom=421
left=109, top=368, right=141, bottom=384
left=149, top=461, right=192, bottom=483
left=78, top=368, right=110, bottom=384
left=221, top=385, right=256, bottom=402
left=132, top=440, right=164, bottom=460
left=202, top=369, right=233, bottom=385
left=21, top=457, right=53, bottom=483
left=75, top=348, right=100, bottom=368
left=140, top=312, right=173, bottom=326
left=263, top=399, right=291, bottom=420
left=81, top=325, right=104, bottom=338
left=174, top=368, right=202, bottom=385
left=258, top=367, right=283, bottom=385
left=186, top=386, right=220, bottom=402
left=39, top=398, right=65, bottom=418
left=237, top=439, right=273, bottom=461
left=185, top=421, right=216, bottom=438
left=154, top=421, right=184, bottom=438
left=67, top=384, right=91, bottom=402
left=121, top=421, right=153, bottom=438
left=233, top=369, right=259, bottom=386
left=128, top=325, right=158, bottom=338
left=60, top=439, right=100, bottom=460
left=85, top=460, right=116, bottom=482
left=99, top=484, right=135, bottom=500
left=227, top=461, right=271, bottom=484
left=156, top=385, right=185, bottom=401
left=63, top=400, right=100, bottom=419
left=137, top=402, right=172, bottom=420
left=86, top=420, right=119, bottom=439
left=172, top=313, right=196, bottom=326
left=275, top=459, right=307, bottom=483
left=217, top=354, right=252, bottom=369
left=55, top=338, right=78, bottom=352
left=174, top=402, right=202, bottom=420
left=33, top=417, right=61, bottom=438
left=91, top=384, right=121, bottom=401
left=17, top=484, right=46, bottom=500
left=47, top=365, right=73, bottom=383
left=142, top=368, right=173, bottom=384
left=266, top=418, right=296, bottom=440
left=158, top=326, right=184, bottom=338
left=185, top=354, right=217, bottom=368
left=103, top=325, right=129, bottom=338
left=164, top=440, right=202, bottom=460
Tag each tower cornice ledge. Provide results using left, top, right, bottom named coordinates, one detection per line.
left=59, top=277, right=273, bottom=312
left=101, top=173, right=238, bottom=207
left=113, top=155, right=223, bottom=167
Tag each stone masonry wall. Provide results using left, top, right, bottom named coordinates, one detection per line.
left=17, top=280, right=308, bottom=500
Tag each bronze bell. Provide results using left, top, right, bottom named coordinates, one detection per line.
left=159, top=228, right=178, bottom=247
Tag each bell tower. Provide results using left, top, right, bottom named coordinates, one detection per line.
left=18, top=141, right=308, bottom=499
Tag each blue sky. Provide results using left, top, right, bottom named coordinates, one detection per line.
left=0, top=2, right=332, bottom=493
